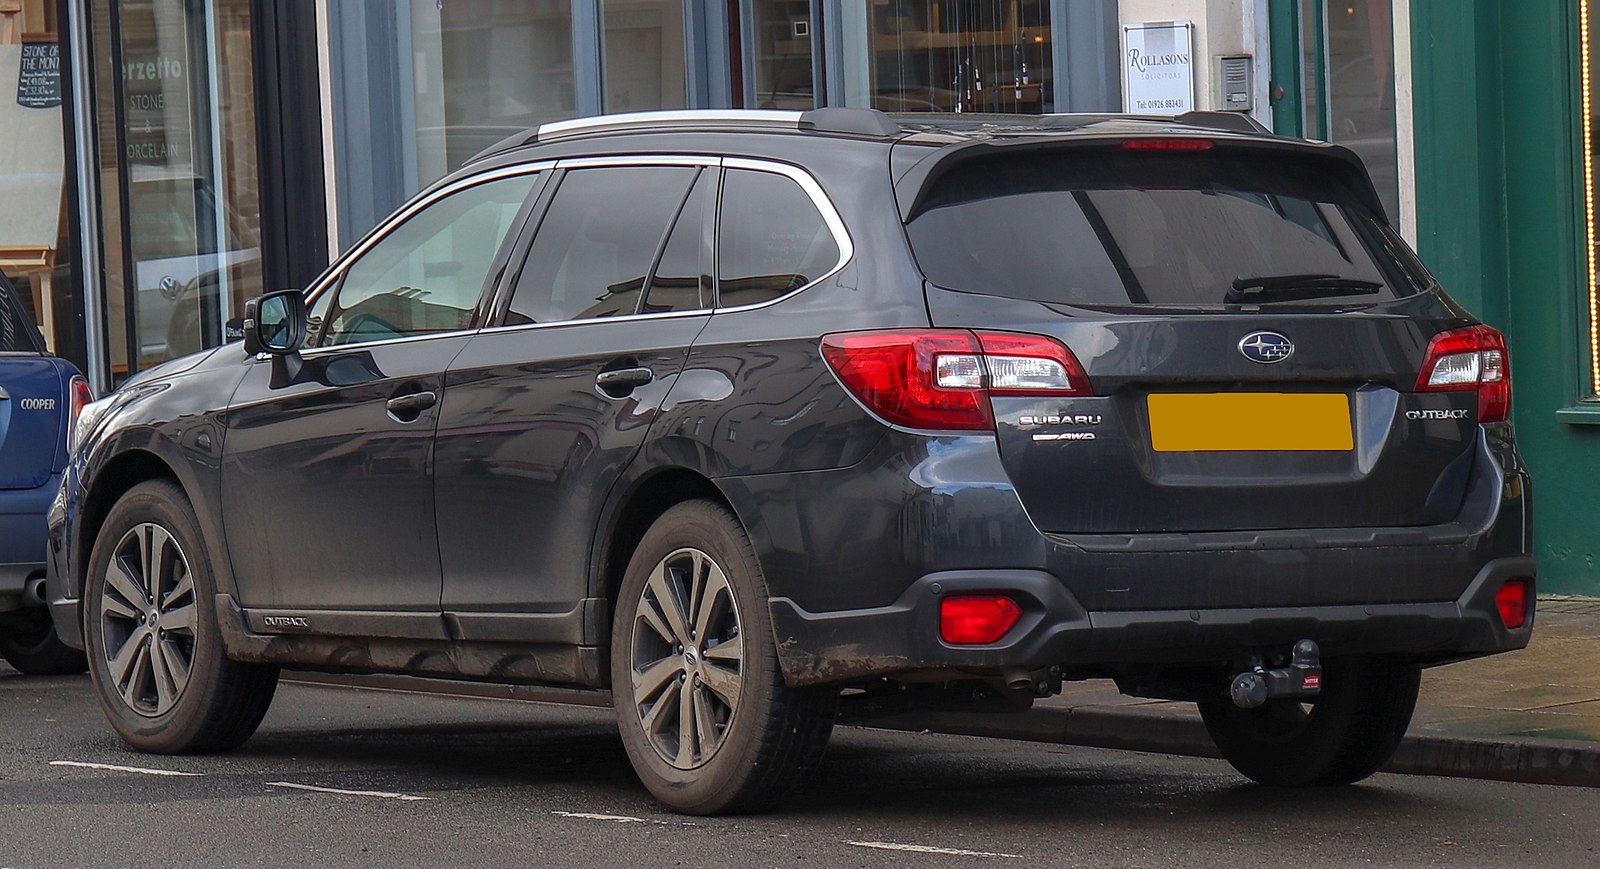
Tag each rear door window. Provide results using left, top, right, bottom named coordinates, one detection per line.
left=0, top=280, right=42, bottom=353
left=905, top=149, right=1430, bottom=310
left=641, top=170, right=715, bottom=315
left=505, top=166, right=699, bottom=325
left=716, top=168, right=841, bottom=308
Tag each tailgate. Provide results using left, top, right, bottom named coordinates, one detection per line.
left=0, top=357, right=67, bottom=490
left=906, top=139, right=1480, bottom=534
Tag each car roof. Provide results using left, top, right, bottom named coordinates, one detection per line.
left=466, top=108, right=1280, bottom=164
left=450, top=108, right=1388, bottom=224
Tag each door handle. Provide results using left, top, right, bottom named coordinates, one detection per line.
left=385, top=391, right=438, bottom=421
left=595, top=367, right=654, bottom=395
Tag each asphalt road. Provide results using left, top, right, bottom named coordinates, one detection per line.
left=3, top=664, right=1598, bottom=868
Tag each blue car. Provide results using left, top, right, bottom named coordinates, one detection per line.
left=0, top=270, right=88, bottom=674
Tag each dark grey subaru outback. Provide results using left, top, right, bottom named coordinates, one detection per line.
left=48, top=108, right=1534, bottom=814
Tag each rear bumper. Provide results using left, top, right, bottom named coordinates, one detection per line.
left=770, top=556, right=1537, bottom=686
left=0, top=475, right=56, bottom=564
left=0, top=475, right=57, bottom=610
left=728, top=426, right=1534, bottom=688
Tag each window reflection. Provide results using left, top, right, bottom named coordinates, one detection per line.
left=602, top=0, right=686, bottom=112
left=1320, top=0, right=1399, bottom=221
left=412, top=1, right=576, bottom=183
left=114, top=0, right=262, bottom=371
left=751, top=1, right=815, bottom=109
left=863, top=0, right=1053, bottom=114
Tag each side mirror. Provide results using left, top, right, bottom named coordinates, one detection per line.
left=243, top=290, right=307, bottom=356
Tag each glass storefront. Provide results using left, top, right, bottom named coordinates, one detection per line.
left=412, top=1, right=577, bottom=183
left=0, top=0, right=78, bottom=356
left=330, top=1, right=579, bottom=250
left=82, top=0, right=261, bottom=379
left=1291, top=0, right=1398, bottom=221
left=57, top=0, right=1116, bottom=387
left=849, top=0, right=1054, bottom=114
left=602, top=0, right=685, bottom=112
left=748, top=1, right=815, bottom=110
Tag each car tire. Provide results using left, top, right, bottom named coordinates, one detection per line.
left=0, top=608, right=88, bottom=675
left=1197, top=657, right=1420, bottom=787
left=83, top=480, right=279, bottom=753
left=611, top=500, right=837, bottom=815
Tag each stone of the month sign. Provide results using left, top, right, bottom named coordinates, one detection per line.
left=16, top=40, right=60, bottom=109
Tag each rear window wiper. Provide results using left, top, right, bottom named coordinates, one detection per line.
left=1226, top=273, right=1384, bottom=304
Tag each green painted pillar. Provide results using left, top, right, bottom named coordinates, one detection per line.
left=1410, top=0, right=1600, bottom=595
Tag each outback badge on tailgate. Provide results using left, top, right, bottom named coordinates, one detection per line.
left=1238, top=331, right=1294, bottom=364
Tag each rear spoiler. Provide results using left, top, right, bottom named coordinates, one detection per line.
left=891, top=134, right=1390, bottom=225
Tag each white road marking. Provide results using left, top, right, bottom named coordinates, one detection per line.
left=49, top=760, right=203, bottom=777
left=550, top=811, right=697, bottom=827
left=552, top=811, right=646, bottom=823
left=846, top=841, right=1023, bottom=859
left=267, top=781, right=430, bottom=802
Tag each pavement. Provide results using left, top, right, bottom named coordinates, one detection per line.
left=864, top=600, right=1600, bottom=789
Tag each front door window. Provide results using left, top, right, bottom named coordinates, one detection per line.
left=311, top=173, right=538, bottom=348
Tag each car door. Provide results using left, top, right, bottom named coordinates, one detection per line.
left=434, top=160, right=716, bottom=643
left=222, top=168, right=543, bottom=621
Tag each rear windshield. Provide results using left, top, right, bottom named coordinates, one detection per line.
left=905, top=149, right=1432, bottom=310
left=0, top=278, right=42, bottom=353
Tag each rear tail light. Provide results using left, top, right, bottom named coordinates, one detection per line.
left=820, top=329, right=1090, bottom=432
left=1120, top=138, right=1214, bottom=151
left=65, top=375, right=92, bottom=454
left=1415, top=325, right=1510, bottom=422
left=1495, top=579, right=1531, bottom=630
left=939, top=595, right=1023, bottom=645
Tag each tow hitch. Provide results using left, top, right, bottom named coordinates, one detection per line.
left=1228, top=640, right=1323, bottom=709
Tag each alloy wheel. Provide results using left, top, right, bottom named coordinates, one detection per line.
left=99, top=522, right=198, bottom=717
left=628, top=547, right=744, bottom=770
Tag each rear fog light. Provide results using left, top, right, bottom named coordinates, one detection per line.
left=1495, top=579, right=1531, bottom=630
left=939, top=595, right=1023, bottom=645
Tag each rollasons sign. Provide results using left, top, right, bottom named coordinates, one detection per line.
left=1127, top=48, right=1192, bottom=75
left=1122, top=22, right=1195, bottom=114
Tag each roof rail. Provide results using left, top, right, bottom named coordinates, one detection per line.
left=799, top=107, right=902, bottom=137
left=536, top=109, right=806, bottom=142
left=469, top=108, right=904, bottom=162
left=1173, top=110, right=1272, bottom=135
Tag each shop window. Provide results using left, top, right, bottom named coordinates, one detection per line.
left=82, top=0, right=263, bottom=378
left=717, top=169, right=839, bottom=308
left=845, top=0, right=1054, bottom=114
left=602, top=0, right=686, bottom=112
left=314, top=173, right=537, bottom=348
left=330, top=2, right=576, bottom=247
left=1286, top=1, right=1399, bottom=222
left=413, top=2, right=578, bottom=185
left=506, top=166, right=699, bottom=326
left=750, top=1, right=816, bottom=110
left=0, top=0, right=73, bottom=357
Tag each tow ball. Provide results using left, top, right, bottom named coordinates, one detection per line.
left=1228, top=640, right=1323, bottom=709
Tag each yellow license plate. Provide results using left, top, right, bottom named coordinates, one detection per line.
left=1147, top=393, right=1353, bottom=452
